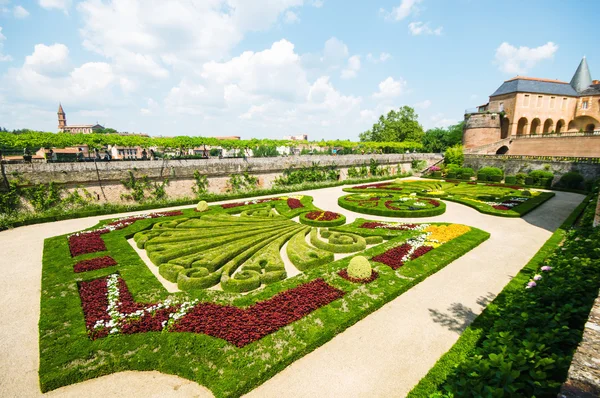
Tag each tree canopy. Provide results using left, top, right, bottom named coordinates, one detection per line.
left=421, top=121, right=464, bottom=153
left=359, top=106, right=425, bottom=143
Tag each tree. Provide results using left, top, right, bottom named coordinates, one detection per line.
left=422, top=121, right=464, bottom=153
left=359, top=106, right=425, bottom=143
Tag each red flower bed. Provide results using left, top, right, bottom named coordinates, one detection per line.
left=410, top=245, right=433, bottom=259
left=353, top=182, right=392, bottom=189
left=221, top=198, right=276, bottom=209
left=468, top=181, right=477, bottom=185
left=108, top=211, right=184, bottom=227
left=305, top=211, right=340, bottom=221
left=68, top=231, right=109, bottom=257
left=493, top=205, right=511, bottom=210
left=428, top=199, right=441, bottom=207
left=371, top=243, right=412, bottom=269
left=287, top=198, right=304, bottom=209
left=444, top=179, right=461, bottom=183
left=74, top=256, right=118, bottom=273
left=78, top=277, right=111, bottom=339
left=337, top=268, right=379, bottom=284
left=359, top=222, right=418, bottom=230
left=79, top=275, right=345, bottom=347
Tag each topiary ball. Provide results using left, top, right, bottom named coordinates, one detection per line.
left=347, top=256, right=372, bottom=279
left=196, top=200, right=209, bottom=212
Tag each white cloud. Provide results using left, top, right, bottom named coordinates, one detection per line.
left=13, top=5, right=29, bottom=18
left=367, top=52, right=391, bottom=63
left=494, top=41, right=558, bottom=74
left=165, top=79, right=225, bottom=115
left=381, top=0, right=422, bottom=21
left=0, top=26, right=12, bottom=61
left=284, top=10, right=299, bottom=24
left=430, top=113, right=458, bottom=128
left=312, top=0, right=324, bottom=7
left=372, top=77, right=407, bottom=99
left=24, top=43, right=70, bottom=74
left=38, top=0, right=71, bottom=13
left=341, top=55, right=360, bottom=79
left=322, top=37, right=349, bottom=66
left=414, top=99, right=431, bottom=109
left=408, top=21, right=442, bottom=36
left=140, top=98, right=158, bottom=115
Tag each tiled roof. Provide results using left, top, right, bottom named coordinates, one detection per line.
left=580, top=84, right=600, bottom=96
left=490, top=78, right=579, bottom=97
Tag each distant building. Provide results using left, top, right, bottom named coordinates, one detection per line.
left=283, top=134, right=308, bottom=141
left=57, top=104, right=104, bottom=134
left=108, top=145, right=144, bottom=160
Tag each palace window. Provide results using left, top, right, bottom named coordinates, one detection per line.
left=523, top=95, right=530, bottom=107
left=537, top=95, right=543, bottom=107
left=550, top=97, right=555, bottom=109
left=561, top=98, right=567, bottom=110
left=499, top=102, right=504, bottom=111
left=582, top=100, right=589, bottom=110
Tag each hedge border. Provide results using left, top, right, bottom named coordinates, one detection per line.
left=407, top=190, right=593, bottom=397
left=338, top=195, right=446, bottom=218
left=298, top=212, right=347, bottom=227
left=443, top=191, right=555, bottom=218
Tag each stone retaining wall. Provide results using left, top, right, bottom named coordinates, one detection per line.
left=2, top=154, right=442, bottom=204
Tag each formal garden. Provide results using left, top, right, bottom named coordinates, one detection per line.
left=39, top=189, right=490, bottom=397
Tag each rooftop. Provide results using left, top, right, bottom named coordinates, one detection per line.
left=490, top=78, right=579, bottom=98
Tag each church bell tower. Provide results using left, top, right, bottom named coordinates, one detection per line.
left=57, top=103, right=66, bottom=130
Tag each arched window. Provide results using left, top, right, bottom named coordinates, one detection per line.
left=530, top=118, right=541, bottom=135
left=516, top=117, right=528, bottom=135
left=543, top=119, right=553, bottom=134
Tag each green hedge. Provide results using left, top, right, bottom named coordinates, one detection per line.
left=408, top=188, right=596, bottom=398
left=476, top=167, right=504, bottom=182
left=286, top=228, right=334, bottom=271
left=309, top=229, right=367, bottom=253
left=338, top=195, right=446, bottom=218
left=443, top=192, right=555, bottom=218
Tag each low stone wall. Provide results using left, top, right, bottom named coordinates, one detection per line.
left=508, top=136, right=600, bottom=157
left=2, top=154, right=442, bottom=204
left=464, top=155, right=600, bottom=182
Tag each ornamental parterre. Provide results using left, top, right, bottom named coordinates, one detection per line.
left=79, top=274, right=345, bottom=347
left=305, top=211, right=341, bottom=221
left=74, top=256, right=118, bottom=273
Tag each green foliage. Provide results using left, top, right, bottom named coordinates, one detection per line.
left=422, top=122, right=464, bottom=153
left=274, top=162, right=339, bottom=186
left=528, top=170, right=554, bottom=187
left=286, top=228, right=334, bottom=271
left=504, top=175, right=517, bottom=184
left=410, top=187, right=599, bottom=398
left=411, top=159, right=427, bottom=171
left=227, top=172, right=258, bottom=193
left=299, top=211, right=347, bottom=227
left=347, top=163, right=368, bottom=179
left=477, top=167, right=504, bottom=181
left=0, top=181, right=21, bottom=213
left=347, top=256, right=372, bottom=279
left=309, top=229, right=366, bottom=253
left=120, top=171, right=169, bottom=202
left=191, top=170, right=209, bottom=196
left=558, top=172, right=584, bottom=189
left=359, top=106, right=425, bottom=143
left=444, top=144, right=464, bottom=166
left=515, top=173, right=527, bottom=185
left=338, top=193, right=446, bottom=218
left=252, top=145, right=279, bottom=157
left=196, top=200, right=209, bottom=212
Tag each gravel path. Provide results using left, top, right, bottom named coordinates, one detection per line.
left=0, top=182, right=584, bottom=398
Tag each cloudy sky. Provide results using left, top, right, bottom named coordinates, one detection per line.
left=0, top=0, right=596, bottom=139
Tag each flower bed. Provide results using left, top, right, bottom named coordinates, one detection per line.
left=74, top=256, right=118, bottom=273
left=337, top=268, right=379, bottom=284
left=79, top=273, right=345, bottom=347
left=299, top=210, right=346, bottom=227
left=338, top=193, right=446, bottom=218
left=221, top=198, right=279, bottom=209
left=372, top=243, right=433, bottom=270
left=287, top=198, right=304, bottom=209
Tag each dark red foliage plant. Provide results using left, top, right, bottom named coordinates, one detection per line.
left=287, top=198, right=304, bottom=209
left=74, top=256, right=118, bottom=273
left=359, top=222, right=418, bottom=230
left=68, top=231, right=108, bottom=257
left=305, top=211, right=340, bottom=221
left=371, top=243, right=412, bottom=269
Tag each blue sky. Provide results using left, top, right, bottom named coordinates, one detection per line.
left=0, top=0, right=596, bottom=139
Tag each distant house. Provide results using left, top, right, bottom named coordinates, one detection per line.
left=108, top=145, right=143, bottom=160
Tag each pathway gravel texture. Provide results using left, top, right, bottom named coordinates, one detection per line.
left=0, top=181, right=584, bottom=398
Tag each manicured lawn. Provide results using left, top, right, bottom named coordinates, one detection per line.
left=39, top=194, right=488, bottom=397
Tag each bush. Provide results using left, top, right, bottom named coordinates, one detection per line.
left=458, top=167, right=474, bottom=179
left=515, top=173, right=527, bottom=185
left=489, top=175, right=503, bottom=182
left=504, top=176, right=517, bottom=184
left=196, top=200, right=209, bottom=212
left=525, top=176, right=534, bottom=185
left=477, top=167, right=503, bottom=182
left=347, top=256, right=372, bottom=279
left=528, top=170, right=554, bottom=186
left=446, top=172, right=456, bottom=179
left=432, top=171, right=442, bottom=177
left=558, top=172, right=584, bottom=189
left=444, top=145, right=464, bottom=166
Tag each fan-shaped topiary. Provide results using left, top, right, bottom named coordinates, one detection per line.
left=347, top=256, right=372, bottom=279
left=196, top=200, right=209, bottom=212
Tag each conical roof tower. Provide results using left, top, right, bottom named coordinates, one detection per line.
left=570, top=56, right=592, bottom=93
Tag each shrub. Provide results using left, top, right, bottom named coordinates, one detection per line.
left=558, top=172, right=584, bottom=189
left=489, top=175, right=503, bottom=182
left=432, top=171, right=442, bottom=177
left=525, top=176, right=534, bottom=185
left=477, top=167, right=503, bottom=182
left=504, top=176, right=517, bottom=184
left=515, top=173, right=527, bottom=185
left=196, top=201, right=209, bottom=212
left=347, top=256, right=372, bottom=279
left=444, top=144, right=464, bottom=166
left=528, top=170, right=554, bottom=187
left=446, top=172, right=456, bottom=179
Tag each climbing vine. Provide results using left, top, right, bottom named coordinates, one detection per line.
left=191, top=170, right=209, bottom=197
left=227, top=172, right=258, bottom=193
left=120, top=171, right=169, bottom=202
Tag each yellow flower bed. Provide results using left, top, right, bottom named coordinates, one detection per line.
left=427, top=190, right=446, bottom=196
left=425, top=224, right=471, bottom=243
